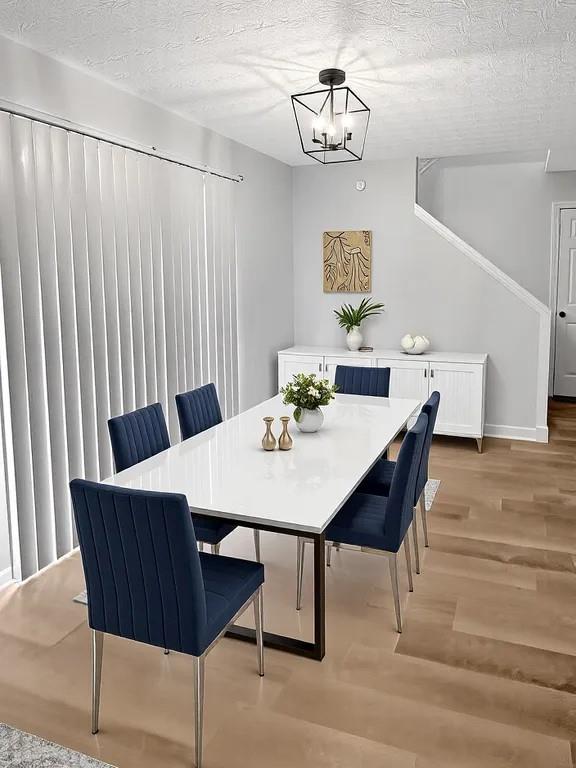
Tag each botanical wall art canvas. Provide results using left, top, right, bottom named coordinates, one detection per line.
left=323, top=230, right=372, bottom=292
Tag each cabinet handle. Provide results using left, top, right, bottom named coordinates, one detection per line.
left=424, top=369, right=427, bottom=378
left=431, top=369, right=434, bottom=378
left=318, top=363, right=322, bottom=372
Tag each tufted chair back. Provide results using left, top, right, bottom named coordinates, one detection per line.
left=175, top=383, right=223, bottom=440
left=334, top=365, right=390, bottom=397
left=70, top=479, right=208, bottom=655
left=108, top=403, right=170, bottom=472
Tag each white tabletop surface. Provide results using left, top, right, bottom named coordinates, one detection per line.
left=103, top=394, right=421, bottom=533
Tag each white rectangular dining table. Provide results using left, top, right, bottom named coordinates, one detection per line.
left=104, top=393, right=421, bottom=660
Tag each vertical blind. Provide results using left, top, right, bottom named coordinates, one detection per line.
left=0, top=112, right=239, bottom=579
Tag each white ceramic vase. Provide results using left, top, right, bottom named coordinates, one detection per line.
left=294, top=407, right=324, bottom=433
left=346, top=326, right=363, bottom=351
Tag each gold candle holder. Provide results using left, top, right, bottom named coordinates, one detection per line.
left=278, top=416, right=293, bottom=451
left=261, top=417, right=276, bottom=451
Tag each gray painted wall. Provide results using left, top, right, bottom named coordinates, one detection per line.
left=0, top=33, right=294, bottom=578
left=418, top=154, right=576, bottom=305
left=293, top=158, right=540, bottom=433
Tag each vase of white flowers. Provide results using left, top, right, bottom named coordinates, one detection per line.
left=280, top=373, right=338, bottom=433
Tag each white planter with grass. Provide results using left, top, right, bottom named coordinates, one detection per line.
left=334, top=298, right=385, bottom=351
left=346, top=326, right=363, bottom=351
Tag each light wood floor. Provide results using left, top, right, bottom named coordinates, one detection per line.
left=1, top=400, right=576, bottom=767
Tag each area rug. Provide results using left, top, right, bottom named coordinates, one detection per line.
left=73, top=590, right=87, bottom=606
left=73, top=479, right=441, bottom=606
left=0, top=724, right=115, bottom=767
left=424, top=478, right=441, bottom=511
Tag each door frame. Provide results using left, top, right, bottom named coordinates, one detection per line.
left=549, top=202, right=576, bottom=395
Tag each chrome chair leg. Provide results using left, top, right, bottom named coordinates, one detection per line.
left=326, top=541, right=333, bottom=567
left=404, top=535, right=414, bottom=592
left=253, top=586, right=264, bottom=676
left=419, top=494, right=429, bottom=547
left=253, top=529, right=261, bottom=562
left=211, top=543, right=220, bottom=555
left=296, top=537, right=305, bottom=611
left=411, top=518, right=421, bottom=575
left=388, top=555, right=402, bottom=633
left=91, top=630, right=103, bottom=734
left=193, top=656, right=205, bottom=768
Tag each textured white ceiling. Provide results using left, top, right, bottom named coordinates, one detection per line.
left=1, top=0, right=575, bottom=165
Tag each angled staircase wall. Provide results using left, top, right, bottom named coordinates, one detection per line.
left=414, top=197, right=550, bottom=442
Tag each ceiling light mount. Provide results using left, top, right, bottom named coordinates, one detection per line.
left=318, top=68, right=346, bottom=87
left=291, top=68, right=370, bottom=164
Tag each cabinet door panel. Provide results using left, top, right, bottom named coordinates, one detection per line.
left=430, top=362, right=483, bottom=436
left=377, top=358, right=429, bottom=402
left=324, top=355, right=374, bottom=385
left=278, top=355, right=323, bottom=391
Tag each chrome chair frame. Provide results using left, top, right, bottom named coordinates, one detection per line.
left=91, top=585, right=264, bottom=768
left=419, top=492, right=429, bottom=548
left=296, top=528, right=415, bottom=631
left=296, top=510, right=421, bottom=610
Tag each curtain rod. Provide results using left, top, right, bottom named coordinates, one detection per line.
left=0, top=98, right=244, bottom=183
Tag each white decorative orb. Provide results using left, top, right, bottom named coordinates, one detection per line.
left=401, top=334, right=430, bottom=355
left=400, top=334, right=415, bottom=352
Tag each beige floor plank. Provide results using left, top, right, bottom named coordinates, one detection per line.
left=396, top=619, right=576, bottom=695
left=454, top=589, right=576, bottom=656
left=272, top=675, right=572, bottom=768
left=339, top=643, right=576, bottom=741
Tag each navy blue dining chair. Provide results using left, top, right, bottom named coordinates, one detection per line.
left=70, top=479, right=264, bottom=768
left=312, top=364, right=391, bottom=581
left=296, top=364, right=392, bottom=609
left=176, top=384, right=261, bottom=562
left=108, top=403, right=237, bottom=556
left=176, top=383, right=222, bottom=440
left=334, top=364, right=391, bottom=398
left=361, top=391, right=441, bottom=573
left=297, top=412, right=428, bottom=632
left=107, top=401, right=170, bottom=472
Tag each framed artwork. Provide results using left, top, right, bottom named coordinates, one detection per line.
left=323, top=230, right=372, bottom=292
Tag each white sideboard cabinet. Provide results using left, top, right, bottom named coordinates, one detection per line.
left=278, top=346, right=487, bottom=451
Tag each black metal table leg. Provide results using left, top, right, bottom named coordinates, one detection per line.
left=224, top=525, right=326, bottom=661
left=312, top=531, right=326, bottom=660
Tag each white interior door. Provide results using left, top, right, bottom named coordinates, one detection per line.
left=323, top=355, right=374, bottom=385
left=554, top=208, right=576, bottom=397
left=278, top=354, right=323, bottom=390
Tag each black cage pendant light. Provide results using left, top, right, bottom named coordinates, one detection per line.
left=291, top=68, right=370, bottom=164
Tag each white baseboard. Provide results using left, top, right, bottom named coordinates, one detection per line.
left=484, top=424, right=549, bottom=443
left=0, top=566, right=13, bottom=587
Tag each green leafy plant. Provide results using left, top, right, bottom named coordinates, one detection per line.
left=280, top=373, right=338, bottom=422
left=334, top=297, right=385, bottom=332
